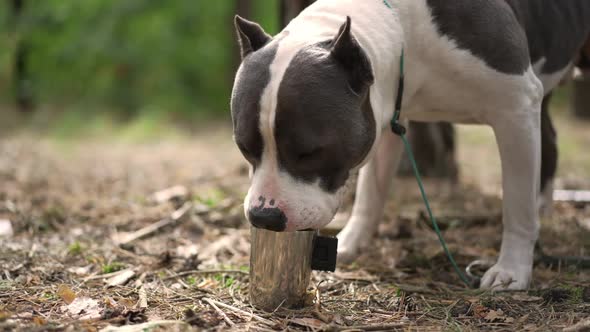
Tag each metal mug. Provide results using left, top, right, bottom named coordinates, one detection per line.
left=249, top=227, right=337, bottom=311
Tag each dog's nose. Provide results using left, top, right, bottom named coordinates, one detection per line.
left=248, top=207, right=287, bottom=232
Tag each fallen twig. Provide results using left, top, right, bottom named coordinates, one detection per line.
left=83, top=269, right=134, bottom=282
left=333, top=322, right=405, bottom=331
left=161, top=269, right=248, bottom=281
left=203, top=297, right=235, bottom=327
left=106, top=269, right=136, bottom=287
left=100, top=320, right=187, bottom=332
left=202, top=298, right=274, bottom=326
left=115, top=202, right=192, bottom=245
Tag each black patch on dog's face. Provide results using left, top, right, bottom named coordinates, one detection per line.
left=275, top=41, right=375, bottom=193
left=426, top=0, right=530, bottom=75
left=231, top=42, right=278, bottom=169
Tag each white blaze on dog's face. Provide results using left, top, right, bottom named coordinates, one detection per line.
left=231, top=16, right=376, bottom=232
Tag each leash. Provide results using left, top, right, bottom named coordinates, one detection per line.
left=383, top=0, right=473, bottom=286
left=389, top=49, right=473, bottom=288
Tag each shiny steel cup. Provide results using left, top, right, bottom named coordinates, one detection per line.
left=249, top=227, right=316, bottom=311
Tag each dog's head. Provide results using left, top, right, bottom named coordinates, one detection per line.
left=231, top=15, right=377, bottom=231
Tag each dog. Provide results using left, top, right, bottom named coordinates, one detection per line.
left=230, top=0, right=590, bottom=290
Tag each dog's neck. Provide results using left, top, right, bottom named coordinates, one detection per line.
left=277, top=0, right=408, bottom=135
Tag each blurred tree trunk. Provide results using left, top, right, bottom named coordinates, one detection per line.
left=235, top=0, right=252, bottom=24
left=397, top=122, right=458, bottom=181
left=278, top=0, right=458, bottom=180
left=280, top=0, right=315, bottom=27
left=10, top=0, right=34, bottom=112
left=572, top=38, right=590, bottom=119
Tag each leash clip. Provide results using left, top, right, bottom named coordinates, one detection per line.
left=390, top=120, right=406, bottom=136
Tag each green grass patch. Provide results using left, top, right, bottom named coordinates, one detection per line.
left=194, top=188, right=226, bottom=209
left=101, top=262, right=126, bottom=274
left=67, top=242, right=83, bottom=256
left=186, top=276, right=197, bottom=286
left=213, top=274, right=236, bottom=289
left=550, top=86, right=572, bottom=111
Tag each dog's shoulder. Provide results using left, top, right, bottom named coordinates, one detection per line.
left=424, top=0, right=529, bottom=75
left=507, top=0, right=590, bottom=74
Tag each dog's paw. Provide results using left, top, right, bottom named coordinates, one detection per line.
left=336, top=242, right=360, bottom=264
left=480, top=263, right=532, bottom=291
left=336, top=218, right=373, bottom=264
left=538, top=182, right=554, bottom=217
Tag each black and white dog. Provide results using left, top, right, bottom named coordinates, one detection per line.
left=231, top=0, right=590, bottom=290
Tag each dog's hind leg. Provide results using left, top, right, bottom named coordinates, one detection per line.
left=337, top=128, right=403, bottom=263
left=481, top=76, right=543, bottom=290
left=539, top=92, right=557, bottom=216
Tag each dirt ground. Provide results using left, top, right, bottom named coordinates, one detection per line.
left=1, top=115, right=590, bottom=331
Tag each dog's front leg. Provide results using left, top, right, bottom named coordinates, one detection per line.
left=482, top=109, right=542, bottom=290
left=337, top=128, right=403, bottom=263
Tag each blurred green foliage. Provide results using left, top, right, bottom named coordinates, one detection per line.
left=0, top=0, right=279, bottom=121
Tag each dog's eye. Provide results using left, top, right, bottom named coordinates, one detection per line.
left=238, top=144, right=250, bottom=155
left=238, top=144, right=256, bottom=164
left=297, top=148, right=323, bottom=162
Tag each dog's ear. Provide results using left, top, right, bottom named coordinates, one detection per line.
left=331, top=16, right=374, bottom=92
left=234, top=15, right=272, bottom=60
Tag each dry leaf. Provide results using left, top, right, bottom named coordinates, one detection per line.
left=118, top=298, right=135, bottom=309
left=104, top=297, right=117, bottom=308
left=0, top=312, right=11, bottom=321
left=473, top=304, right=488, bottom=319
left=290, top=317, right=325, bottom=329
left=484, top=309, right=505, bottom=322
left=62, top=297, right=101, bottom=320
left=32, top=316, right=47, bottom=326
left=57, top=284, right=77, bottom=304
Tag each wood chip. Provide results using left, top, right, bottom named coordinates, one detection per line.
left=151, top=185, right=188, bottom=203
left=106, top=269, right=136, bottom=287
left=137, top=285, right=148, bottom=308
left=0, top=219, right=13, bottom=237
